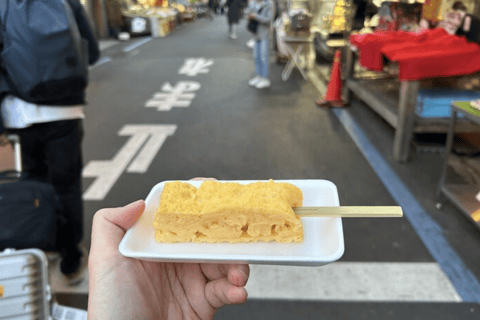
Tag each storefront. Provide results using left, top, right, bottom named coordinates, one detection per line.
left=340, top=0, right=480, bottom=229
left=344, top=0, right=479, bottom=160
left=83, top=0, right=206, bottom=39
left=119, top=1, right=176, bottom=37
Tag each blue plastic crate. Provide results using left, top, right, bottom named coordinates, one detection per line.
left=416, top=89, right=480, bottom=118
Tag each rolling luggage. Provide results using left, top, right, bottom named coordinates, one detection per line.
left=0, top=248, right=88, bottom=320
left=0, top=135, right=60, bottom=251
left=0, top=248, right=53, bottom=319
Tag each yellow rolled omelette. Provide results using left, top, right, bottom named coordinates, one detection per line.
left=153, top=180, right=304, bottom=243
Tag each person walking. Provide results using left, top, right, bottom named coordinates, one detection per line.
left=247, top=0, right=274, bottom=89
left=245, top=0, right=257, bottom=48
left=226, top=0, right=242, bottom=39
left=208, top=0, right=217, bottom=19
left=0, top=0, right=100, bottom=285
left=105, top=0, right=128, bottom=38
left=219, top=0, right=227, bottom=15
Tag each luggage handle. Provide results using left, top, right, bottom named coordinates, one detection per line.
left=7, top=134, right=22, bottom=174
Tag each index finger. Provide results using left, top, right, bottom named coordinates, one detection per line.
left=201, top=264, right=250, bottom=287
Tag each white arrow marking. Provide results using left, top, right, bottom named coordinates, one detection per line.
left=123, top=125, right=177, bottom=173
left=82, top=124, right=177, bottom=201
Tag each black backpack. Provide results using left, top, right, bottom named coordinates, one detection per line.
left=0, top=0, right=89, bottom=105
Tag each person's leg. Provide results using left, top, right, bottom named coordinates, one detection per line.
left=42, top=119, right=85, bottom=274
left=255, top=40, right=262, bottom=76
left=231, top=23, right=237, bottom=38
left=255, top=38, right=271, bottom=88
left=249, top=40, right=262, bottom=86
left=260, top=38, right=270, bottom=79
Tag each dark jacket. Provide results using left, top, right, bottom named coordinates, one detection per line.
left=0, top=0, right=100, bottom=134
left=208, top=0, right=219, bottom=9
left=226, top=0, right=242, bottom=24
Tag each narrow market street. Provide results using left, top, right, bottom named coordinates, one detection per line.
left=7, top=12, right=480, bottom=319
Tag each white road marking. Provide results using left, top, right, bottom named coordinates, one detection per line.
left=246, top=262, right=462, bottom=302
left=50, top=261, right=461, bottom=302
left=82, top=124, right=177, bottom=201
left=99, top=40, right=118, bottom=51
left=145, top=81, right=201, bottom=111
left=179, top=58, right=214, bottom=76
left=89, top=56, right=112, bottom=69
left=123, top=37, right=152, bottom=53
left=124, top=125, right=176, bottom=173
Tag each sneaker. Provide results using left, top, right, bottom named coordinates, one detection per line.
left=230, top=33, right=237, bottom=39
left=248, top=75, right=262, bottom=86
left=118, top=32, right=130, bottom=41
left=246, top=39, right=255, bottom=48
left=255, top=78, right=271, bottom=89
left=61, top=247, right=88, bottom=286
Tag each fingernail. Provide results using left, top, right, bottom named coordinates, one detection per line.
left=125, top=199, right=145, bottom=208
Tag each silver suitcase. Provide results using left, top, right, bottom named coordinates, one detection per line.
left=0, top=248, right=88, bottom=320
left=0, top=248, right=53, bottom=320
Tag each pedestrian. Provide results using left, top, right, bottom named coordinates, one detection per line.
left=0, top=0, right=100, bottom=285
left=438, top=1, right=467, bottom=35
left=247, top=0, right=274, bottom=89
left=105, top=0, right=128, bottom=39
left=245, top=0, right=257, bottom=48
left=219, top=0, right=227, bottom=15
left=226, top=0, right=242, bottom=39
left=87, top=199, right=250, bottom=319
left=208, top=0, right=217, bottom=19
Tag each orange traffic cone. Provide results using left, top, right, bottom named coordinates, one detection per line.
left=316, top=50, right=345, bottom=107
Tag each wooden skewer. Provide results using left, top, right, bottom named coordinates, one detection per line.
left=293, top=206, right=403, bottom=218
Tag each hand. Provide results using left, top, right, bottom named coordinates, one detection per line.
left=88, top=200, right=249, bottom=319
left=249, top=14, right=256, bottom=20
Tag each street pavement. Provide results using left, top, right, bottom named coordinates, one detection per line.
left=5, top=13, right=480, bottom=319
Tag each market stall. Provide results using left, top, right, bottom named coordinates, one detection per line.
left=344, top=0, right=480, bottom=162
left=309, top=0, right=356, bottom=62
left=274, top=0, right=356, bottom=65
left=121, top=0, right=179, bottom=37
left=275, top=0, right=316, bottom=77
left=118, top=0, right=207, bottom=38
left=437, top=101, right=480, bottom=229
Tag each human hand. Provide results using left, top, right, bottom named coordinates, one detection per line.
left=88, top=198, right=249, bottom=319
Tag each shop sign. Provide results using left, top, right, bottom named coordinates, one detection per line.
left=131, top=17, right=147, bottom=33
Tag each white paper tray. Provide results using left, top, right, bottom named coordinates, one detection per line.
left=119, top=179, right=345, bottom=266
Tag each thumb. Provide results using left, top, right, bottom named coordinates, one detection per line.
left=91, top=200, right=146, bottom=252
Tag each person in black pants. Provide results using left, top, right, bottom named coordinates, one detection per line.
left=226, top=0, right=242, bottom=38
left=0, top=0, right=100, bottom=285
